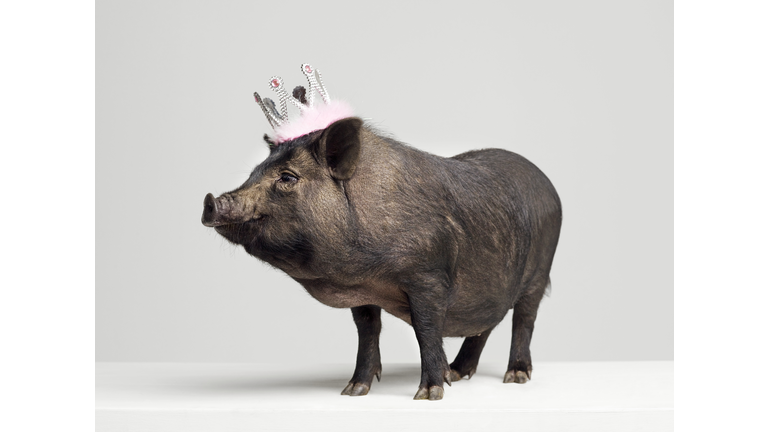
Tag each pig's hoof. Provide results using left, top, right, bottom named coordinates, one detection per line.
left=413, top=386, right=444, bottom=400
left=449, top=367, right=476, bottom=381
left=449, top=370, right=463, bottom=382
left=341, top=382, right=370, bottom=396
left=503, top=369, right=531, bottom=384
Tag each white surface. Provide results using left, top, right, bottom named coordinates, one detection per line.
left=96, top=361, right=672, bottom=431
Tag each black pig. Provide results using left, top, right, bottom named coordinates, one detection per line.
left=202, top=117, right=561, bottom=400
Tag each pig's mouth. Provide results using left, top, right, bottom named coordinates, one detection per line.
left=212, top=215, right=266, bottom=231
left=240, top=214, right=266, bottom=224
left=212, top=216, right=268, bottom=247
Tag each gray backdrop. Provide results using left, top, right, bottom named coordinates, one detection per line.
left=97, top=0, right=672, bottom=363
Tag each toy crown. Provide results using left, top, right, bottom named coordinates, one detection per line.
left=254, top=63, right=354, bottom=145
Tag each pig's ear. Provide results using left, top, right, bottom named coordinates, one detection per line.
left=317, top=117, right=363, bottom=181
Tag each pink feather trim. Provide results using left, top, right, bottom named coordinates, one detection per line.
left=271, top=100, right=355, bottom=144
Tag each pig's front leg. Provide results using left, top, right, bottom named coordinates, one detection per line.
left=407, top=280, right=452, bottom=400
left=341, top=305, right=382, bottom=396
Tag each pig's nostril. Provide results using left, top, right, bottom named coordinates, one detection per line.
left=202, top=193, right=218, bottom=226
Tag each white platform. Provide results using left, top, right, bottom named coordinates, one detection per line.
left=96, top=362, right=673, bottom=431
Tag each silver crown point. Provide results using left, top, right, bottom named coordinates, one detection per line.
left=254, top=63, right=334, bottom=131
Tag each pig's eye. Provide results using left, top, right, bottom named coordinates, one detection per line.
left=278, top=173, right=298, bottom=183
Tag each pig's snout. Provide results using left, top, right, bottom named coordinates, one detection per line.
left=202, top=193, right=224, bottom=227
left=202, top=192, right=259, bottom=227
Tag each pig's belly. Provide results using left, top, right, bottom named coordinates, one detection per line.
left=297, top=279, right=509, bottom=338
left=382, top=305, right=507, bottom=338
left=442, top=292, right=513, bottom=337
left=297, top=279, right=411, bottom=318
left=442, top=307, right=510, bottom=337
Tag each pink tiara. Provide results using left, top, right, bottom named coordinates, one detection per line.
left=253, top=63, right=354, bottom=145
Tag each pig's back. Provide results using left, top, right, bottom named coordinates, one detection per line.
left=450, top=148, right=560, bottom=219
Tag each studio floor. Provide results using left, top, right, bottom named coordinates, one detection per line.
left=96, top=361, right=673, bottom=431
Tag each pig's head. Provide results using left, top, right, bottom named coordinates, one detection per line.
left=201, top=117, right=364, bottom=275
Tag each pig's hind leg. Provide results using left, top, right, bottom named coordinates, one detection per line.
left=341, top=305, right=382, bottom=396
left=449, top=329, right=493, bottom=381
left=504, top=279, right=548, bottom=384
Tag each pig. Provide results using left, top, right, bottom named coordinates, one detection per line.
left=202, top=117, right=561, bottom=400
